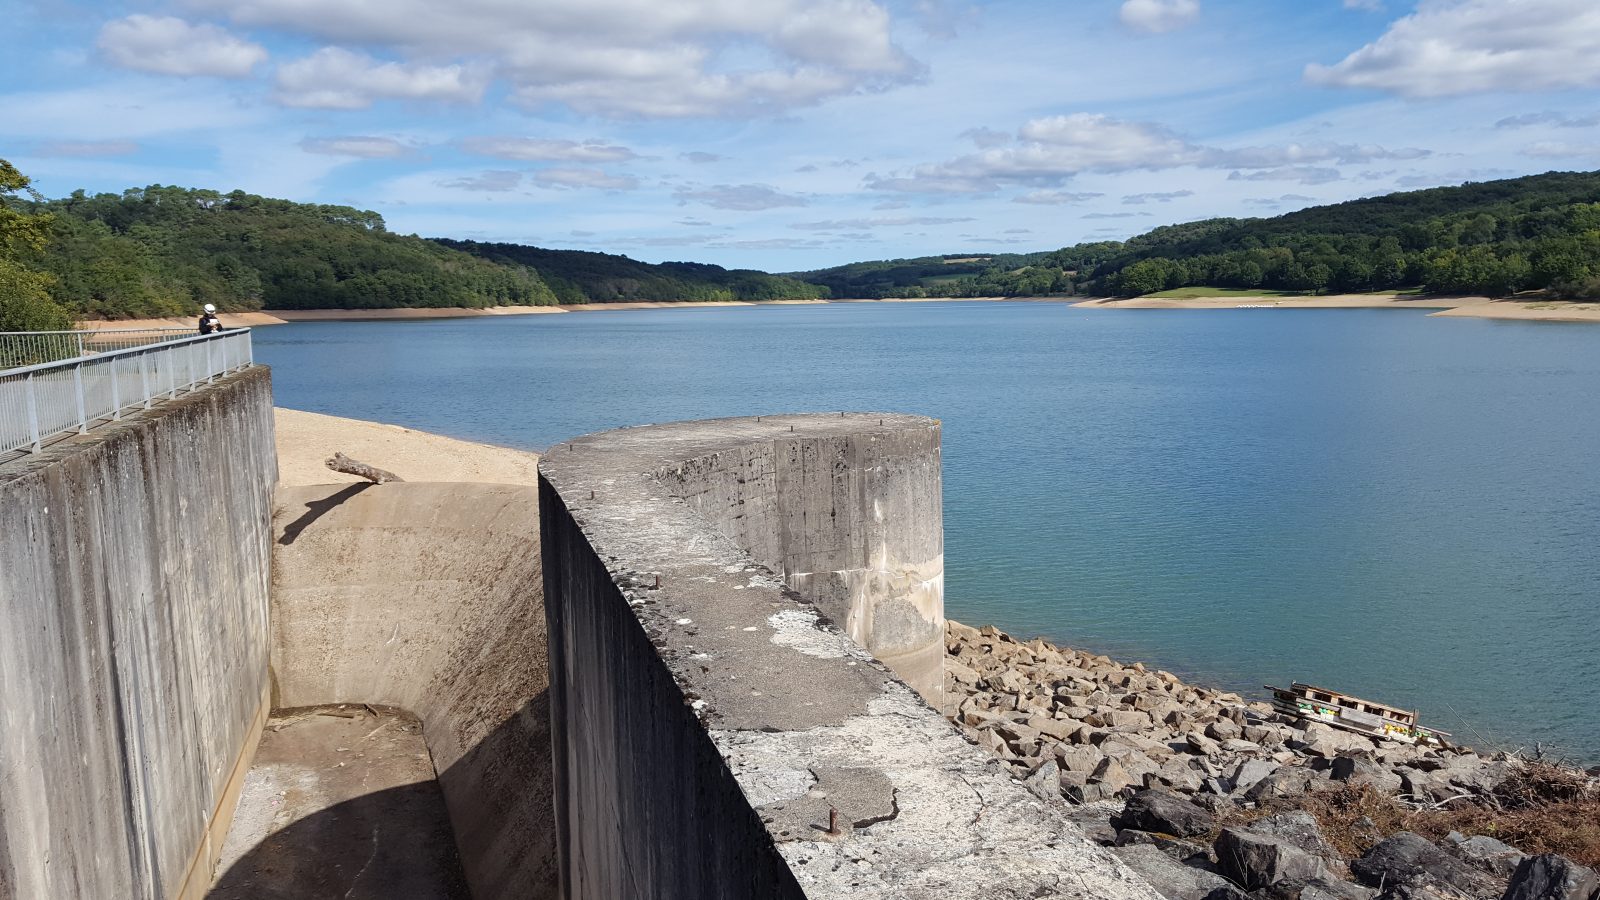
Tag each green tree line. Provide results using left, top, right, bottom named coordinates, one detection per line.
left=1074, top=171, right=1600, bottom=298
left=0, top=161, right=827, bottom=327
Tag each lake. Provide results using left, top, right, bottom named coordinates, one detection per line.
left=254, top=302, right=1600, bottom=762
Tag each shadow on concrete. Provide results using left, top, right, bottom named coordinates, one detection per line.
left=276, top=483, right=371, bottom=546
left=440, top=691, right=559, bottom=900
left=209, top=781, right=470, bottom=900
left=210, top=692, right=557, bottom=900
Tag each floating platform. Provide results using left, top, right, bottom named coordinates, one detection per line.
left=1267, top=682, right=1450, bottom=746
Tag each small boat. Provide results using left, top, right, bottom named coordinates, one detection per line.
left=1266, top=682, right=1450, bottom=746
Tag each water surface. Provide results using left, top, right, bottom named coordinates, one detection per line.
left=256, top=303, right=1600, bottom=761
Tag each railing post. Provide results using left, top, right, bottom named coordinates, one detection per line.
left=140, top=348, right=152, bottom=409
left=110, top=354, right=122, bottom=420
left=73, top=363, right=88, bottom=433
left=206, top=338, right=214, bottom=383
left=76, top=332, right=86, bottom=359
left=24, top=371, right=42, bottom=453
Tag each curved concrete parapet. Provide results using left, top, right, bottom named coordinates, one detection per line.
left=651, top=414, right=945, bottom=702
left=540, top=413, right=1160, bottom=900
left=269, top=481, right=554, bottom=900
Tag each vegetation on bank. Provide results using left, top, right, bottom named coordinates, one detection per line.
left=791, top=171, right=1600, bottom=301
left=0, top=160, right=73, bottom=331
left=435, top=239, right=827, bottom=304
left=792, top=252, right=1075, bottom=300
left=5, top=158, right=1599, bottom=327
left=1072, top=171, right=1600, bottom=299
left=0, top=159, right=827, bottom=324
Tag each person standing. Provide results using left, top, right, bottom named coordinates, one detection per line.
left=198, top=304, right=221, bottom=335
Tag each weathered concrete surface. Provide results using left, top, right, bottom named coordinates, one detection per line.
left=540, top=413, right=1161, bottom=900
left=209, top=706, right=469, bottom=900
left=655, top=418, right=945, bottom=703
left=269, top=481, right=553, bottom=900
left=0, top=368, right=277, bottom=900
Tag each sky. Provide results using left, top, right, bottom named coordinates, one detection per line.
left=4, top=0, right=1600, bottom=272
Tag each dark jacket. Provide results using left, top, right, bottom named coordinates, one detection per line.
left=199, top=313, right=221, bottom=334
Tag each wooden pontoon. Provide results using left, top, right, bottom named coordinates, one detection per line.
left=1266, top=682, right=1450, bottom=746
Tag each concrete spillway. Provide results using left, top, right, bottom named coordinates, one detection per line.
left=1, top=372, right=1155, bottom=900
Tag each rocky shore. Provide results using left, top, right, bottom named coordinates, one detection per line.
left=943, top=620, right=1600, bottom=900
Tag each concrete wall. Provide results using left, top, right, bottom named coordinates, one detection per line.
left=269, top=481, right=554, bottom=900
left=540, top=413, right=1160, bottom=900
left=655, top=421, right=944, bottom=702
left=0, top=368, right=277, bottom=900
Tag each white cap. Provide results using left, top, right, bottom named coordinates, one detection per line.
left=203, top=304, right=216, bottom=313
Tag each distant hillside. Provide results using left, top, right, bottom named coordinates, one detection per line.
left=1068, top=170, right=1600, bottom=298
left=790, top=171, right=1600, bottom=300
left=791, top=252, right=1074, bottom=299
left=435, top=240, right=826, bottom=304
left=20, top=184, right=556, bottom=319
left=4, top=172, right=823, bottom=323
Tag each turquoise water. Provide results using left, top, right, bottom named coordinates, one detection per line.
left=254, top=303, right=1600, bottom=762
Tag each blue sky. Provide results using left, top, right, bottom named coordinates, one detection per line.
left=4, top=0, right=1599, bottom=271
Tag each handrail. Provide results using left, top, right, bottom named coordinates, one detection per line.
left=0, top=329, right=253, bottom=458
left=0, top=328, right=196, bottom=370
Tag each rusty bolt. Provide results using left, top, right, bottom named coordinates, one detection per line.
left=654, top=574, right=662, bottom=589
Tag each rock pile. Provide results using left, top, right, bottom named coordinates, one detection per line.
left=943, top=621, right=1600, bottom=900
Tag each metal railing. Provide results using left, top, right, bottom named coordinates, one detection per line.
left=0, top=329, right=253, bottom=457
left=0, top=328, right=196, bottom=369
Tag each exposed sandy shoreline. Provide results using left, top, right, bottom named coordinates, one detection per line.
left=1073, top=293, right=1600, bottom=323
left=1072, top=294, right=1480, bottom=310
left=76, top=293, right=1600, bottom=330
left=273, top=407, right=539, bottom=487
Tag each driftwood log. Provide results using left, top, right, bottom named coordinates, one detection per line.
left=325, top=452, right=404, bottom=484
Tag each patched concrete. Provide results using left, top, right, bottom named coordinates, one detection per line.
left=540, top=413, right=1161, bottom=900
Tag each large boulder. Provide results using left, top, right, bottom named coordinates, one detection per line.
left=1350, top=832, right=1498, bottom=897
left=1246, top=811, right=1346, bottom=871
left=1114, top=843, right=1233, bottom=900
left=1499, top=853, right=1600, bottom=900
left=1441, top=832, right=1527, bottom=880
left=1232, top=759, right=1282, bottom=795
left=1331, top=755, right=1404, bottom=795
left=1215, top=827, right=1328, bottom=890
left=1119, top=789, right=1217, bottom=838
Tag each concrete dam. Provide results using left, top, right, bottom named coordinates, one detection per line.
left=0, top=365, right=1156, bottom=899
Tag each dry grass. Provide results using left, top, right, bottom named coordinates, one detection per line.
left=1411, top=763, right=1600, bottom=868
left=1214, top=764, right=1600, bottom=868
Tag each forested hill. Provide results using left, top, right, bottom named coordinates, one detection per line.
left=1077, top=170, right=1600, bottom=297
left=791, top=170, right=1600, bottom=300
left=435, top=240, right=826, bottom=304
left=2, top=175, right=825, bottom=323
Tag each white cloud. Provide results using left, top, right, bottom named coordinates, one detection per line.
left=789, top=215, right=974, bottom=230
left=1307, top=0, right=1600, bottom=97
left=1343, top=0, right=1384, bottom=10
left=443, top=170, right=523, bottom=191
left=866, top=113, right=1426, bottom=193
left=462, top=137, right=637, bottom=162
left=672, top=184, right=808, bottom=210
left=1227, top=166, right=1343, bottom=184
left=274, top=47, right=486, bottom=109
left=531, top=168, right=640, bottom=190
left=300, top=136, right=415, bottom=158
left=188, top=0, right=919, bottom=118
left=681, top=151, right=724, bottom=164
left=1521, top=141, right=1600, bottom=158
left=97, top=15, right=267, bottom=78
left=1122, top=189, right=1194, bottom=203
left=1012, top=190, right=1105, bottom=205
left=1118, top=0, right=1200, bottom=34
left=1495, top=111, right=1600, bottom=129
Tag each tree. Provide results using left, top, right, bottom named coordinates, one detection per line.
left=0, top=159, right=72, bottom=331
